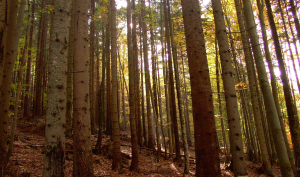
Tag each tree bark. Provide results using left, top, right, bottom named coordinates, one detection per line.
left=0, top=1, right=22, bottom=174
left=73, top=0, right=94, bottom=176
left=43, top=1, right=70, bottom=175
left=181, top=0, right=221, bottom=176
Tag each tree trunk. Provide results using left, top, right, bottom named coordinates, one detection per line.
left=127, top=0, right=139, bottom=170
left=111, top=0, right=121, bottom=171
left=0, top=1, right=22, bottom=174
left=90, top=0, right=96, bottom=135
left=181, top=0, right=221, bottom=176
left=73, top=0, right=94, bottom=175
left=24, top=0, right=35, bottom=119
left=0, top=0, right=7, bottom=88
left=5, top=0, right=29, bottom=168
left=212, top=1, right=248, bottom=175
left=265, top=0, right=300, bottom=173
left=43, top=1, right=70, bottom=175
left=165, top=0, right=180, bottom=160
left=66, top=0, right=75, bottom=137
left=141, top=0, right=155, bottom=149
left=242, top=0, right=293, bottom=175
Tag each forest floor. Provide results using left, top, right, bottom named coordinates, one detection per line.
left=5, top=118, right=282, bottom=177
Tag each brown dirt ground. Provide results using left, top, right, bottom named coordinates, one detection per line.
left=5, top=118, right=282, bottom=177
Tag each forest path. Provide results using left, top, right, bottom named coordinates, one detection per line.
left=5, top=118, right=281, bottom=176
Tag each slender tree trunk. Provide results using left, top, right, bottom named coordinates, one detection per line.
left=106, top=8, right=112, bottom=135
left=66, top=0, right=75, bottom=137
left=149, top=4, right=161, bottom=160
left=159, top=1, right=172, bottom=154
left=73, top=0, right=94, bottom=175
left=127, top=0, right=139, bottom=170
left=265, top=0, right=300, bottom=173
left=24, top=0, right=35, bottom=119
left=242, top=0, right=293, bottom=175
left=111, top=0, right=121, bottom=171
left=96, top=22, right=106, bottom=150
left=257, top=0, right=294, bottom=168
left=0, top=1, right=22, bottom=174
left=168, top=16, right=189, bottom=173
left=132, top=0, right=142, bottom=147
left=141, top=0, right=155, bottom=149
left=164, top=0, right=180, bottom=160
left=180, top=54, right=193, bottom=147
left=227, top=1, right=272, bottom=171
left=140, top=28, right=147, bottom=146
left=90, top=0, right=96, bottom=135
left=5, top=0, right=29, bottom=168
left=0, top=0, right=7, bottom=88
left=215, top=39, right=229, bottom=164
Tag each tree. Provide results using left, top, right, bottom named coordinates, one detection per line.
left=0, top=1, right=23, bottom=174
left=24, top=0, right=36, bottom=118
left=43, top=1, right=70, bottom=176
left=111, top=0, right=121, bottom=171
left=141, top=0, right=155, bottom=149
left=164, top=0, right=180, bottom=160
left=265, top=0, right=300, bottom=172
left=242, top=0, right=294, bottom=175
left=127, top=0, right=139, bottom=170
left=0, top=0, right=7, bottom=88
left=73, top=0, right=94, bottom=176
left=90, top=0, right=96, bottom=135
left=181, top=0, right=221, bottom=175
left=212, top=0, right=247, bottom=175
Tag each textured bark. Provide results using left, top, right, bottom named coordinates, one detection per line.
left=242, top=0, right=293, bottom=175
left=141, top=0, right=155, bottom=149
left=0, top=1, right=22, bottom=174
left=127, top=0, right=139, bottom=170
left=73, top=0, right=94, bottom=176
left=181, top=0, right=221, bottom=176
left=212, top=0, right=247, bottom=175
left=43, top=1, right=70, bottom=176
